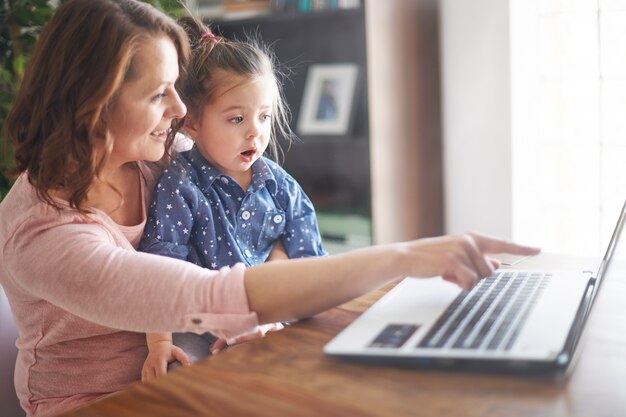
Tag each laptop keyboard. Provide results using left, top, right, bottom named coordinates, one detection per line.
left=417, top=270, right=551, bottom=351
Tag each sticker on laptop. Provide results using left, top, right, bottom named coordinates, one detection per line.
left=369, top=324, right=419, bottom=348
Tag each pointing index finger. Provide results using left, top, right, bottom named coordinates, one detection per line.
left=469, top=232, right=541, bottom=256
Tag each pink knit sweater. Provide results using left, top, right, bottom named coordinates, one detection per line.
left=0, top=162, right=259, bottom=417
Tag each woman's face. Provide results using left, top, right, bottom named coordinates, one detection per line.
left=105, top=36, right=186, bottom=166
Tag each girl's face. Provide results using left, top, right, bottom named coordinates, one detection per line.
left=105, top=36, right=186, bottom=167
left=185, top=72, right=276, bottom=187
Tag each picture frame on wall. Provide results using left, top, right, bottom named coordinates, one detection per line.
left=297, top=63, right=359, bottom=136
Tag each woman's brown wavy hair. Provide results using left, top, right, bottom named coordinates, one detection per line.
left=4, top=0, right=189, bottom=212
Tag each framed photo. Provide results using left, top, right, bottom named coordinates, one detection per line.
left=297, top=63, right=359, bottom=136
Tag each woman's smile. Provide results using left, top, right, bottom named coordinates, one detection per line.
left=150, top=128, right=170, bottom=143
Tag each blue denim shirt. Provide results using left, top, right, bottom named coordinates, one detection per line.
left=139, top=145, right=326, bottom=268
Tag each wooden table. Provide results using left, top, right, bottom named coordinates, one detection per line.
left=61, top=253, right=626, bottom=417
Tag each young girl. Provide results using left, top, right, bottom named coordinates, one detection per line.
left=138, top=17, right=327, bottom=381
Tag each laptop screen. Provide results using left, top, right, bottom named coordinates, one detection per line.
left=595, top=200, right=626, bottom=285
left=560, top=199, right=626, bottom=365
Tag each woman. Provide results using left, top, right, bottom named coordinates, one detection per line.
left=0, top=1, right=539, bottom=416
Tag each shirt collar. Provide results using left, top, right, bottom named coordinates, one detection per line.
left=185, top=145, right=278, bottom=195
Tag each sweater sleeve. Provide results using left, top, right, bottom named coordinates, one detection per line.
left=4, top=214, right=259, bottom=342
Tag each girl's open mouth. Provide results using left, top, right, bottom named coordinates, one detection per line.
left=240, top=149, right=255, bottom=157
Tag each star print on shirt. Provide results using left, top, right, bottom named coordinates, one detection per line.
left=138, top=145, right=327, bottom=268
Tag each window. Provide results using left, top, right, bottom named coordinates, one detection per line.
left=511, top=0, right=626, bottom=257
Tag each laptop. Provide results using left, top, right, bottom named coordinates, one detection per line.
left=324, top=201, right=626, bottom=376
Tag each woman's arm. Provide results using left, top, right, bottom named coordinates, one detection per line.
left=245, top=233, right=540, bottom=324
left=6, top=211, right=537, bottom=338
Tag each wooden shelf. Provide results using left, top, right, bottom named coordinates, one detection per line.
left=208, top=6, right=363, bottom=26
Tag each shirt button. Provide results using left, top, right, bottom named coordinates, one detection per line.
left=244, top=249, right=252, bottom=258
left=273, top=214, right=283, bottom=224
left=242, top=211, right=251, bottom=220
left=192, top=318, right=202, bottom=325
left=220, top=177, right=229, bottom=184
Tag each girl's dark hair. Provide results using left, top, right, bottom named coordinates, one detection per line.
left=177, top=16, right=294, bottom=162
left=4, top=0, right=189, bottom=212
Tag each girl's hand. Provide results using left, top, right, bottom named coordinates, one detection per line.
left=141, top=340, right=190, bottom=383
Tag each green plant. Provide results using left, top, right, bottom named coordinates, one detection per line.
left=146, top=0, right=187, bottom=18
left=0, top=0, right=56, bottom=200
left=0, top=0, right=185, bottom=201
